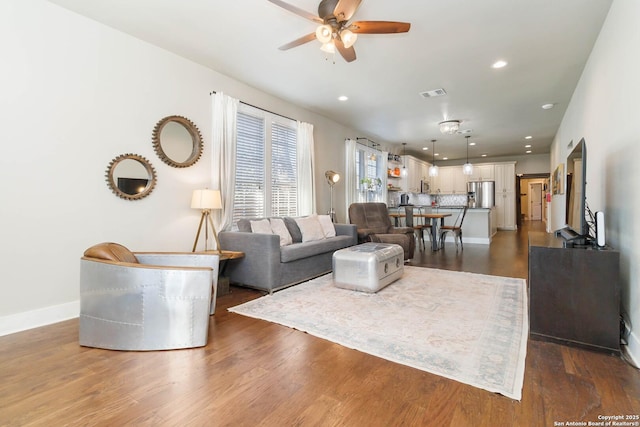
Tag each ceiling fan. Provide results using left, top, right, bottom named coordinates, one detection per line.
left=267, top=0, right=411, bottom=62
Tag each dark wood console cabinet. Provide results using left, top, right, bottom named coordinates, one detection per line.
left=528, top=232, right=620, bottom=354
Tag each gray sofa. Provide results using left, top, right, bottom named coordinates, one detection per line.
left=219, top=217, right=357, bottom=293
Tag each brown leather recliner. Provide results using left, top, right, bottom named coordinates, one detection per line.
left=348, top=203, right=415, bottom=260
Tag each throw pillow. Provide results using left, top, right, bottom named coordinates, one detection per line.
left=250, top=219, right=272, bottom=234
left=317, top=214, right=336, bottom=238
left=270, top=218, right=293, bottom=246
left=295, top=215, right=326, bottom=242
left=283, top=217, right=303, bottom=243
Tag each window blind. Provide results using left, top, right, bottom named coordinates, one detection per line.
left=233, top=106, right=298, bottom=225
left=233, top=112, right=265, bottom=225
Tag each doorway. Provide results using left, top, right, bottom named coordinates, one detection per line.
left=529, top=183, right=543, bottom=220
left=516, top=173, right=550, bottom=228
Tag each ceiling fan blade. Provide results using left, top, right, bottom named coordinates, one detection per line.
left=335, top=38, right=356, bottom=62
left=267, top=0, right=322, bottom=23
left=349, top=21, right=411, bottom=34
left=333, top=0, right=362, bottom=22
left=278, top=33, right=317, bottom=50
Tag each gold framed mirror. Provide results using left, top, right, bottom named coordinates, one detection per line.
left=106, top=153, right=157, bottom=200
left=152, top=115, right=203, bottom=168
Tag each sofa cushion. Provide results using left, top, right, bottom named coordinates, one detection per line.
left=270, top=218, right=293, bottom=246
left=317, top=214, right=336, bottom=238
left=250, top=219, right=272, bottom=234
left=280, top=235, right=354, bottom=263
left=283, top=217, right=303, bottom=243
left=295, top=215, right=326, bottom=242
left=237, top=218, right=253, bottom=233
left=84, top=242, right=139, bottom=264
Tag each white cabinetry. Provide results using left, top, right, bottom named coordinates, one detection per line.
left=432, top=166, right=467, bottom=194
left=494, top=162, right=517, bottom=230
left=401, top=156, right=430, bottom=193
left=467, top=164, right=495, bottom=182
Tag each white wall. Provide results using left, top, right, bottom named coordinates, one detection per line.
left=0, top=0, right=360, bottom=334
left=549, top=0, right=640, bottom=363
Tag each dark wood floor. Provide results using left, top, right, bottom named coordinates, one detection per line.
left=1, top=222, right=639, bottom=426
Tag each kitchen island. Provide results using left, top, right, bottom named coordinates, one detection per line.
left=389, top=206, right=496, bottom=245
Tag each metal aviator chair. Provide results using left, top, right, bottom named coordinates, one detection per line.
left=439, top=206, right=468, bottom=251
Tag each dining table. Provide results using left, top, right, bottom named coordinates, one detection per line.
left=388, top=211, right=452, bottom=251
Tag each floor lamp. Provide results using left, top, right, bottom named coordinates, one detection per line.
left=191, top=189, right=222, bottom=253
left=325, top=170, right=340, bottom=223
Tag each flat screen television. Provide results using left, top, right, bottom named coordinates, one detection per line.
left=562, top=138, right=591, bottom=245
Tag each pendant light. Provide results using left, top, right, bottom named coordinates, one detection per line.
left=401, top=143, right=408, bottom=177
left=428, top=139, right=439, bottom=177
left=462, top=135, right=473, bottom=175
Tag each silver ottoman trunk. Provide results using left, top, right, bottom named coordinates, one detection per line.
left=332, top=243, right=404, bottom=293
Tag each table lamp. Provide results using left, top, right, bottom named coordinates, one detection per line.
left=191, top=189, right=222, bottom=253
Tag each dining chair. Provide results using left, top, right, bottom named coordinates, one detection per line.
left=404, top=206, right=426, bottom=251
left=439, top=206, right=468, bottom=251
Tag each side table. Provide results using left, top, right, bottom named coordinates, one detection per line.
left=215, top=250, right=245, bottom=297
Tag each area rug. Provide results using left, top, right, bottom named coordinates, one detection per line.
left=228, top=266, right=528, bottom=400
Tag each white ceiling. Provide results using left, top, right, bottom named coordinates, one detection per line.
left=47, top=0, right=612, bottom=161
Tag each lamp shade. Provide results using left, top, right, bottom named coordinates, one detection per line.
left=191, top=189, right=222, bottom=210
left=325, top=170, right=340, bottom=186
left=462, top=162, right=474, bottom=175
left=340, top=29, right=357, bottom=48
left=316, top=24, right=333, bottom=43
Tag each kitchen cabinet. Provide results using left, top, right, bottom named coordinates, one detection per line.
left=432, top=166, right=467, bottom=194
left=401, top=155, right=430, bottom=193
left=467, top=164, right=495, bottom=182
left=494, top=162, right=517, bottom=230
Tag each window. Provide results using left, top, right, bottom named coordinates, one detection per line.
left=355, top=144, right=385, bottom=202
left=233, top=104, right=298, bottom=225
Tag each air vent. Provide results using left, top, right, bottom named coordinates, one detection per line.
left=457, top=129, right=473, bottom=134
left=419, top=88, right=447, bottom=98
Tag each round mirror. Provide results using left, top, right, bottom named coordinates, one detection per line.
left=152, top=115, right=203, bottom=168
left=106, top=154, right=157, bottom=200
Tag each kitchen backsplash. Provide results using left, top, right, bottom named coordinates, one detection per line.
left=389, top=192, right=467, bottom=207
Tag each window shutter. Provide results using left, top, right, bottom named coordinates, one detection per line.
left=233, top=112, right=265, bottom=224
left=271, top=122, right=298, bottom=217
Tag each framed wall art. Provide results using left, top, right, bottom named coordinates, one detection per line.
left=552, top=163, right=564, bottom=195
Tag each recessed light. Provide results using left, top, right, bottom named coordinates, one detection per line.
left=542, top=103, right=554, bottom=110
left=526, top=150, right=532, bottom=154
left=434, top=153, right=440, bottom=156
left=525, top=135, right=532, bottom=139
left=481, top=154, right=487, bottom=157
left=492, top=60, right=508, bottom=69
left=525, top=144, right=532, bottom=148
left=469, top=142, right=476, bottom=146
left=338, top=95, right=348, bottom=101
left=443, top=157, right=448, bottom=160
left=422, top=147, right=429, bottom=150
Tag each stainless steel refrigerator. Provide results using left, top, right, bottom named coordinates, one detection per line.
left=467, top=181, right=495, bottom=208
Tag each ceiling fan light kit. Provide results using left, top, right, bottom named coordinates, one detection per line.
left=268, top=0, right=410, bottom=63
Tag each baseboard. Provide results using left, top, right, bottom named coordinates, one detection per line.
left=0, top=300, right=79, bottom=337
left=625, top=329, right=640, bottom=367
left=462, top=237, right=491, bottom=245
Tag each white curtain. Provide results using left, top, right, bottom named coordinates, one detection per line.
left=380, top=151, right=389, bottom=203
left=344, top=138, right=358, bottom=221
left=297, top=121, right=315, bottom=216
left=211, top=92, right=239, bottom=234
